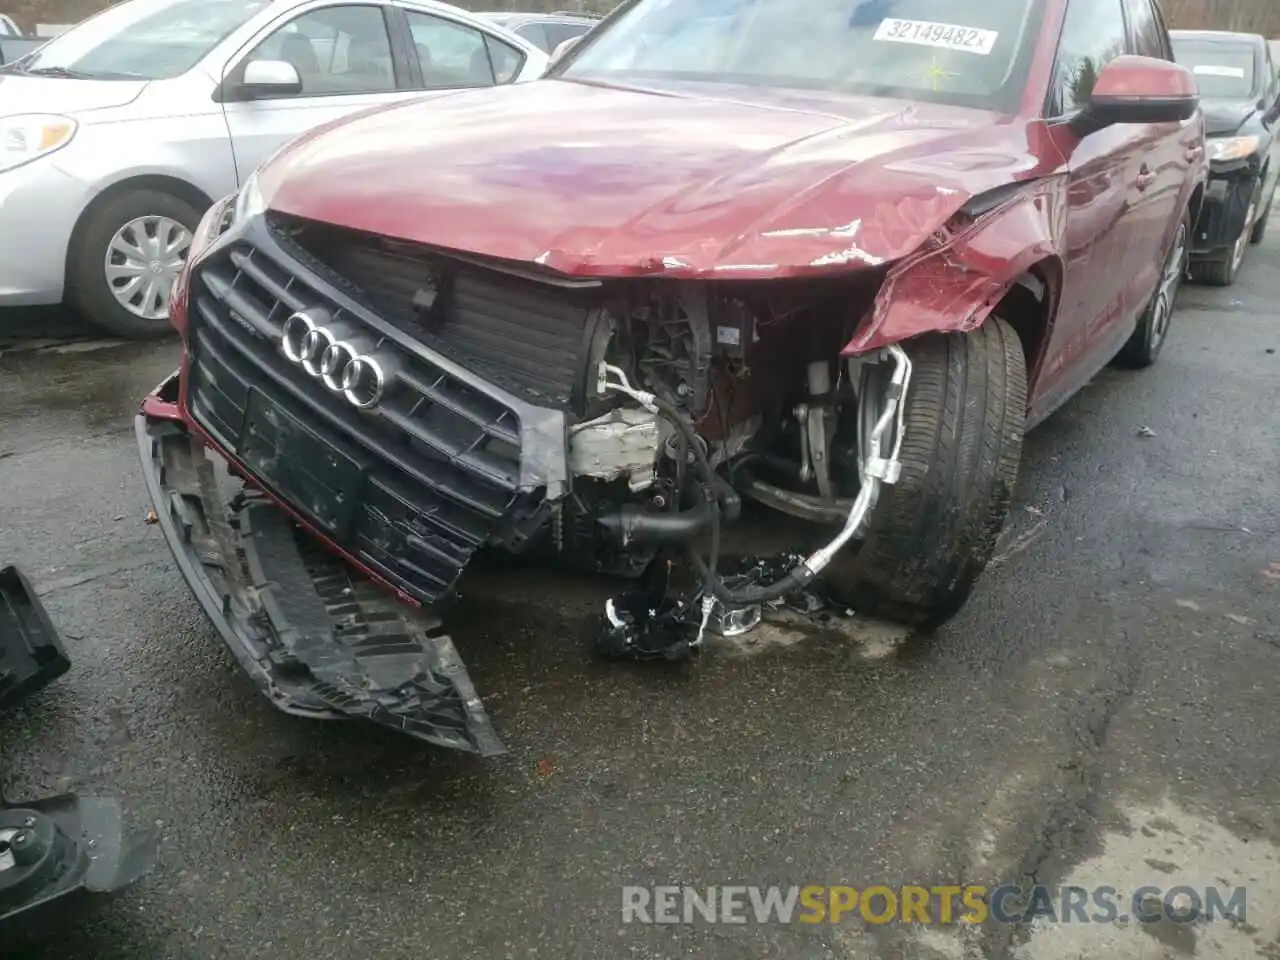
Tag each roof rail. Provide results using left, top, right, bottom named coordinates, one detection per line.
left=550, top=9, right=604, bottom=17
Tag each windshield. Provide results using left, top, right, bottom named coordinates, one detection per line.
left=12, top=0, right=269, bottom=80
left=1171, top=38, right=1258, bottom=100
left=556, top=0, right=1044, bottom=111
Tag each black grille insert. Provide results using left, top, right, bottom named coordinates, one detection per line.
left=267, top=213, right=602, bottom=408
left=184, top=239, right=527, bottom=604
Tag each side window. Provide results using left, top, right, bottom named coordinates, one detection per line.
left=244, top=5, right=396, bottom=96
left=1051, top=0, right=1129, bottom=115
left=484, top=35, right=524, bottom=84
left=514, top=21, right=550, bottom=53
left=1122, top=0, right=1167, bottom=61
left=405, top=11, right=504, bottom=88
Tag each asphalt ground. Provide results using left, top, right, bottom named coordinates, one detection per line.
left=0, top=227, right=1277, bottom=959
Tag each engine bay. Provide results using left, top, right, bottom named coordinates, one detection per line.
left=534, top=280, right=914, bottom=658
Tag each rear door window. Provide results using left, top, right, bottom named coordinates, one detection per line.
left=405, top=11, right=525, bottom=87
left=484, top=34, right=524, bottom=83
left=405, top=11, right=495, bottom=87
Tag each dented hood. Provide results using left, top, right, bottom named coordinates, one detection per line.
left=260, top=80, right=1052, bottom=278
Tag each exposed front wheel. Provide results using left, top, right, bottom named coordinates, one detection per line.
left=824, top=318, right=1027, bottom=629
left=67, top=188, right=199, bottom=340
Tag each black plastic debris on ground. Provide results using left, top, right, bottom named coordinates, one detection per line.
left=0, top=566, right=69, bottom=711
left=0, top=794, right=159, bottom=939
left=0, top=564, right=159, bottom=937
left=593, top=552, right=857, bottom=662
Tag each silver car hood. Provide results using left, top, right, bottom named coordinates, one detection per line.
left=0, top=73, right=147, bottom=117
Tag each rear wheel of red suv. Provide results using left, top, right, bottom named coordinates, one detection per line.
left=1114, top=209, right=1189, bottom=369
left=822, top=318, right=1027, bottom=630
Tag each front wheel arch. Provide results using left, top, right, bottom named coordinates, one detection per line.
left=65, top=178, right=210, bottom=339
left=65, top=175, right=213, bottom=284
left=824, top=317, right=1027, bottom=629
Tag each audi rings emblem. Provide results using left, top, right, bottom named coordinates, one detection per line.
left=281, top=309, right=388, bottom=409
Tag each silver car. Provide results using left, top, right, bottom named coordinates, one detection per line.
left=0, top=0, right=548, bottom=338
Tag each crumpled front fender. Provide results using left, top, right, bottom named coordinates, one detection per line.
left=842, top=180, right=1064, bottom=355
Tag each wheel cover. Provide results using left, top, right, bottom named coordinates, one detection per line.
left=1150, top=222, right=1187, bottom=350
left=104, top=215, right=193, bottom=321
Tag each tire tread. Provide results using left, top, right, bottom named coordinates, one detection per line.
left=826, top=318, right=1026, bottom=629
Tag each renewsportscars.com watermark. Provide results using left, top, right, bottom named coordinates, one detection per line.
left=621, top=885, right=1248, bottom=926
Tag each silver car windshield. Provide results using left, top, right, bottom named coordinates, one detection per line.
left=15, top=0, right=269, bottom=80
left=556, top=0, right=1044, bottom=111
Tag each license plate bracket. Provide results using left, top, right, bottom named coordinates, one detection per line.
left=239, top=389, right=367, bottom=538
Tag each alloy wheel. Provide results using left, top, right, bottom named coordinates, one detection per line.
left=1149, top=222, right=1187, bottom=352
left=104, top=215, right=193, bottom=321
left=1230, top=199, right=1257, bottom=276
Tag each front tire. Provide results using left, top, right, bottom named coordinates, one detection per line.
left=824, top=318, right=1027, bottom=630
left=67, top=188, right=199, bottom=340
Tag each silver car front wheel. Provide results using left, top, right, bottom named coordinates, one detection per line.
left=69, top=187, right=200, bottom=340
left=105, top=215, right=193, bottom=321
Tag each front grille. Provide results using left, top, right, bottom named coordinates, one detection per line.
left=185, top=238, right=528, bottom=605
left=268, top=214, right=601, bottom=408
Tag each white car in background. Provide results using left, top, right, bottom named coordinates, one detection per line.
left=0, top=0, right=547, bottom=338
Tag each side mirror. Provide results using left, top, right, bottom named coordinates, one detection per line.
left=237, top=59, right=302, bottom=99
left=1073, top=55, right=1198, bottom=135
left=549, top=36, right=580, bottom=67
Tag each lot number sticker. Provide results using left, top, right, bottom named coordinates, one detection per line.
left=1193, top=64, right=1246, bottom=78
left=873, top=18, right=999, bottom=55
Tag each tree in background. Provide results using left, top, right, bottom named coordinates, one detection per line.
left=1161, top=0, right=1280, bottom=34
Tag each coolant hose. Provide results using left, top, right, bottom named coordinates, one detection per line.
left=651, top=398, right=815, bottom=605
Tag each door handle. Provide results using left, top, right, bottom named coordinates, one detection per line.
left=1185, top=144, right=1204, bottom=162
left=1136, top=167, right=1156, bottom=191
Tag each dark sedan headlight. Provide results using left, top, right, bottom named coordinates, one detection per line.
left=1207, top=135, right=1260, bottom=163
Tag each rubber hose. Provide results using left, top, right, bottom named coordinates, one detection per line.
left=651, top=398, right=816, bottom=605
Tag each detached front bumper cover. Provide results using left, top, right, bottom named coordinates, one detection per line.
left=136, top=372, right=505, bottom=756
left=0, top=565, right=69, bottom=711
